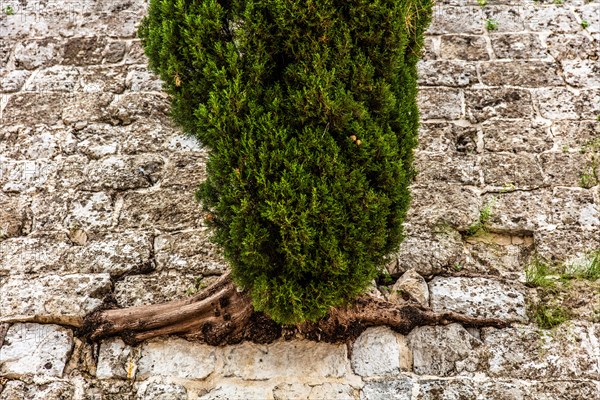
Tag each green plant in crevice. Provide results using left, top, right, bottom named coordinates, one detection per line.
left=581, top=20, right=590, bottom=29
left=525, top=256, right=555, bottom=289
left=138, top=0, right=434, bottom=324
left=532, top=303, right=571, bottom=330
left=3, top=5, right=14, bottom=15
left=466, top=197, right=496, bottom=236
left=485, top=18, right=499, bottom=31
left=476, top=0, right=487, bottom=6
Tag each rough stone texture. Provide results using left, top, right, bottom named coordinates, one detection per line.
left=388, top=269, right=429, bottom=307
left=0, top=323, right=72, bottom=378
left=1, top=1, right=599, bottom=398
left=429, top=277, right=527, bottom=322
left=351, top=327, right=411, bottom=377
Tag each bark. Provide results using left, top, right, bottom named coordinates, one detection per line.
left=82, top=273, right=508, bottom=346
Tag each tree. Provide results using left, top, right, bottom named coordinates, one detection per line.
left=83, top=0, right=507, bottom=344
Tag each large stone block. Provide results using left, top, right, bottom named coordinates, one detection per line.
left=136, top=381, right=187, bottom=400
left=222, top=340, right=348, bottom=381
left=0, top=323, right=73, bottom=377
left=545, top=33, right=598, bottom=61
left=427, top=6, right=484, bottom=35
left=417, top=60, right=478, bottom=87
left=552, top=121, right=600, bottom=151
left=481, top=119, right=553, bottom=153
left=482, top=6, right=525, bottom=32
left=549, top=187, right=599, bottom=228
left=562, top=60, right=600, bottom=87
left=480, top=153, right=543, bottom=188
left=522, top=6, right=581, bottom=33
left=26, top=65, right=79, bottom=92
left=490, top=33, right=547, bottom=59
left=96, top=338, right=138, bottom=380
left=440, top=35, right=489, bottom=61
left=534, top=228, right=600, bottom=263
left=0, top=233, right=70, bottom=276
left=418, top=88, right=463, bottom=120
left=0, top=380, right=74, bottom=400
left=414, top=152, right=479, bottom=185
left=0, top=274, right=111, bottom=323
left=360, top=378, right=414, bottom=400
left=351, top=327, right=411, bottom=376
left=137, top=338, right=216, bottom=380
left=80, top=155, right=164, bottom=191
left=540, top=151, right=591, bottom=187
left=80, top=65, right=128, bottom=94
left=480, top=61, right=563, bottom=87
left=407, top=324, right=480, bottom=376
left=465, top=89, right=533, bottom=122
left=429, top=277, right=527, bottom=322
left=13, top=39, right=61, bottom=70
left=154, top=230, right=227, bottom=275
left=535, top=87, right=579, bottom=119
left=113, top=271, right=205, bottom=307
left=0, top=70, right=31, bottom=93
left=418, top=122, right=478, bottom=154
left=484, top=189, right=552, bottom=232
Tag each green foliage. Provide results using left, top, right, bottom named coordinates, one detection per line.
left=466, top=197, right=495, bottom=236
left=531, top=303, right=570, bottom=329
left=525, top=257, right=555, bottom=288
left=139, top=0, right=433, bottom=324
left=3, top=5, right=14, bottom=15
left=485, top=18, right=498, bottom=31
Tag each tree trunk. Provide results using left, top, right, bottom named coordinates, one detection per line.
left=82, top=273, right=508, bottom=346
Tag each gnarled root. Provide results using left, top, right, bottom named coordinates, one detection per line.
left=82, top=273, right=508, bottom=346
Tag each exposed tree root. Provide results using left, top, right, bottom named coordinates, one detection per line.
left=81, top=273, right=509, bottom=346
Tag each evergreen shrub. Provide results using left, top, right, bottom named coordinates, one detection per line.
left=139, top=0, right=434, bottom=324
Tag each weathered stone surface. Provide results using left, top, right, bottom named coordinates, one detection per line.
left=360, top=378, right=413, bottom=400
left=154, top=230, right=227, bottom=275
left=126, top=66, right=163, bottom=92
left=440, top=35, right=489, bottom=61
left=427, top=7, right=483, bottom=35
left=96, top=338, right=138, bottom=380
left=27, top=65, right=79, bottom=92
left=198, top=383, right=273, bottom=400
left=540, top=151, right=591, bottom=187
left=482, top=6, right=524, bottom=32
left=0, top=274, right=111, bottom=322
left=534, top=228, right=600, bottom=263
left=562, top=60, right=600, bottom=88
left=136, top=381, right=187, bottom=400
left=549, top=187, right=599, bottom=228
left=535, top=87, right=579, bottom=120
left=137, top=338, right=216, bottom=380
left=80, top=155, right=164, bottom=191
left=475, top=323, right=599, bottom=380
left=351, top=327, right=411, bottom=376
left=417, top=60, right=477, bottom=87
left=0, top=70, right=31, bottom=93
left=273, top=383, right=357, bottom=400
left=522, top=6, right=581, bottom=33
left=408, top=185, right=481, bottom=231
left=392, top=228, right=466, bottom=277
left=481, top=119, right=553, bottom=153
left=552, top=121, right=600, bottom=151
left=465, top=89, right=534, bottom=122
left=480, top=61, right=563, bottom=87
left=429, top=277, right=527, bottom=322
left=418, top=88, right=463, bottom=120
left=545, top=33, right=598, bottom=61
left=161, top=153, right=208, bottom=188
left=480, top=153, right=544, bottom=187
left=490, top=33, right=547, bottom=59
left=0, top=323, right=73, bottom=377
left=0, top=380, right=74, bottom=400
left=418, top=122, right=478, bottom=154
left=388, top=269, right=429, bottom=307
left=464, top=239, right=533, bottom=280
left=223, top=341, right=348, bottom=381
left=80, top=65, right=128, bottom=94
left=408, top=324, right=480, bottom=376
left=13, top=39, right=60, bottom=70
left=414, top=153, right=479, bottom=185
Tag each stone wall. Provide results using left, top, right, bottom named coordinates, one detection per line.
left=0, top=0, right=599, bottom=399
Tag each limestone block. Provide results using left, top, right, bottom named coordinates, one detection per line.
left=417, top=60, right=477, bottom=87
left=550, top=187, right=599, bottom=228
left=480, top=153, right=543, bottom=187
left=407, top=324, right=480, bottom=376
left=478, top=323, right=599, bottom=380
left=65, top=191, right=115, bottom=231
left=0, top=380, right=74, bottom=400
left=552, top=121, right=600, bottom=151
left=0, top=323, right=73, bottom=377
left=408, top=185, right=481, bottom=231
left=360, top=378, right=414, bottom=400
left=138, top=338, right=216, bottom=380
left=545, top=33, right=598, bottom=60
left=273, top=383, right=357, bottom=400
left=388, top=270, right=429, bottom=307
left=222, top=340, right=348, bottom=380
left=96, top=338, right=138, bottom=380
left=80, top=154, right=164, bottom=191
left=0, top=42, right=12, bottom=67
left=465, top=88, right=533, bottom=122
left=482, top=6, right=525, bottom=32
left=523, top=6, right=581, bottom=33
left=161, top=153, right=208, bottom=188
left=198, top=383, right=273, bottom=400
left=13, top=39, right=60, bottom=70
left=481, top=119, right=553, bottom=153
left=579, top=4, right=600, bottom=33
left=136, top=381, right=187, bottom=400
left=427, top=6, right=484, bottom=35
left=562, top=60, right=600, bottom=87
left=26, top=66, right=79, bottom=92
left=107, top=93, right=170, bottom=126
left=416, top=378, right=523, bottom=400
left=0, top=274, right=111, bottom=323
left=534, top=228, right=600, bottom=263
left=62, top=36, right=110, bottom=66
left=79, top=65, right=128, bottom=94
left=0, top=233, right=70, bottom=275
left=540, top=151, right=591, bottom=187
left=418, top=122, right=478, bottom=153
left=418, top=88, right=463, bottom=120
left=154, top=230, right=227, bottom=275
left=118, top=187, right=204, bottom=231
left=429, top=277, right=527, bottom=322
left=351, top=327, right=411, bottom=376
left=0, top=193, right=30, bottom=239
left=414, top=153, right=479, bottom=185
left=490, top=33, right=547, bottom=60
left=0, top=70, right=31, bottom=93
left=576, top=89, right=600, bottom=119
left=480, top=61, right=564, bottom=87
left=61, top=93, right=115, bottom=126
left=392, top=229, right=466, bottom=277
left=0, top=159, right=56, bottom=193
left=483, top=189, right=553, bottom=232
left=1, top=93, right=68, bottom=126
left=536, top=87, right=579, bottom=120
left=440, top=35, right=489, bottom=61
